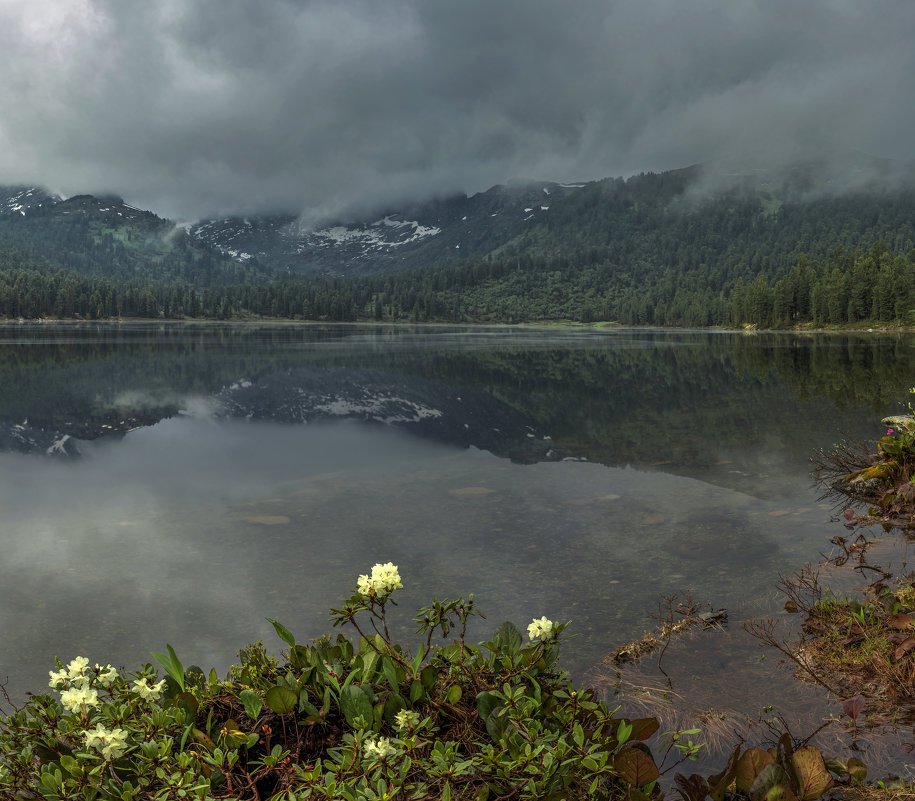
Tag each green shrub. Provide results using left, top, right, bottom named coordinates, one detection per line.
left=0, top=563, right=860, bottom=800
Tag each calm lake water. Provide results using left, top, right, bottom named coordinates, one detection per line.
left=2, top=323, right=914, bottom=773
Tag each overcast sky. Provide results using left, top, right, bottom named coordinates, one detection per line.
left=1, top=0, right=913, bottom=220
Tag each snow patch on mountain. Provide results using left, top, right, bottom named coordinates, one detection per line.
left=0, top=186, right=62, bottom=217
left=307, top=217, right=440, bottom=250
left=185, top=180, right=591, bottom=276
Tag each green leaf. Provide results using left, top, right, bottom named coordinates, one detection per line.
left=176, top=692, right=199, bottom=713
left=340, top=684, right=374, bottom=729
left=846, top=757, right=867, bottom=784
left=764, top=788, right=799, bottom=801
left=411, top=650, right=423, bottom=673
left=238, top=689, right=263, bottom=721
left=708, top=744, right=742, bottom=801
left=383, top=692, right=407, bottom=726
left=299, top=696, right=319, bottom=717
left=265, top=685, right=297, bottom=714
left=420, top=665, right=437, bottom=691
left=220, top=720, right=248, bottom=749
left=737, top=748, right=776, bottom=793
left=749, top=765, right=797, bottom=801
left=476, top=691, right=501, bottom=721
left=492, top=621, right=523, bottom=656
left=266, top=618, right=296, bottom=649
left=151, top=644, right=185, bottom=691
left=824, top=758, right=846, bottom=777
left=409, top=679, right=425, bottom=703
left=790, top=746, right=833, bottom=801
left=572, top=722, right=585, bottom=748
left=445, top=685, right=462, bottom=705
left=293, top=644, right=314, bottom=669
left=484, top=709, right=507, bottom=743
left=59, top=755, right=80, bottom=776
left=382, top=657, right=400, bottom=690
left=360, top=650, right=379, bottom=682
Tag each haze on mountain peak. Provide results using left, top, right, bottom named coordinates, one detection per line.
left=1, top=2, right=913, bottom=220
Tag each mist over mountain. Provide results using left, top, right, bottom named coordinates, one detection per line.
left=1, top=154, right=915, bottom=327
left=186, top=181, right=589, bottom=277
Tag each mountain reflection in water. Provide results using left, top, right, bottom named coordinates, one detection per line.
left=1, top=324, right=914, bottom=776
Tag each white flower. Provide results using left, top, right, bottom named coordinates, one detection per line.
left=50, top=656, right=92, bottom=689
left=356, top=562, right=403, bottom=599
left=527, top=616, right=554, bottom=641
left=48, top=667, right=68, bottom=689
left=66, top=656, right=89, bottom=674
left=131, top=677, right=166, bottom=702
left=83, top=723, right=108, bottom=750
left=394, top=709, right=420, bottom=731
left=100, top=728, right=129, bottom=760
left=84, top=724, right=129, bottom=760
left=95, top=664, right=119, bottom=688
left=60, top=686, right=99, bottom=714
left=363, top=736, right=397, bottom=761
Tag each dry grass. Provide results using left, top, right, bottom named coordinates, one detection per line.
left=836, top=781, right=915, bottom=801
left=746, top=567, right=915, bottom=725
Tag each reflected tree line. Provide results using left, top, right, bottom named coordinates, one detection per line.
left=1, top=328, right=911, bottom=476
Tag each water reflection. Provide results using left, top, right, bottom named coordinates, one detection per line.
left=2, top=324, right=915, bottom=776
left=0, top=415, right=840, bottom=691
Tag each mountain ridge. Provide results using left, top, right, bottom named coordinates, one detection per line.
left=185, top=180, right=589, bottom=277
left=2, top=154, right=915, bottom=327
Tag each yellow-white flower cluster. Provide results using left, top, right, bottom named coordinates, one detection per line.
left=394, top=709, right=420, bottom=731
left=48, top=656, right=91, bottom=690
left=96, top=664, right=119, bottom=687
left=131, top=677, right=167, bottom=702
left=527, top=616, right=554, bottom=641
left=84, top=723, right=129, bottom=761
left=49, top=657, right=120, bottom=690
left=356, top=562, right=403, bottom=599
left=49, top=657, right=119, bottom=714
left=60, top=686, right=99, bottom=714
left=363, top=735, right=397, bottom=761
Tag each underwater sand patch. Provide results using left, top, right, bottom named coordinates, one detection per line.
left=448, top=487, right=495, bottom=498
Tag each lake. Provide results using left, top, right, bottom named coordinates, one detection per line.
left=1, top=323, right=912, bottom=772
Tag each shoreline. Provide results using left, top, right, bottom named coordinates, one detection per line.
left=1, top=315, right=915, bottom=335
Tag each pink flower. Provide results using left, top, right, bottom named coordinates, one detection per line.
left=887, top=428, right=895, bottom=435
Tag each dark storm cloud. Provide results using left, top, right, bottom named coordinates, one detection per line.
left=1, top=0, right=913, bottom=219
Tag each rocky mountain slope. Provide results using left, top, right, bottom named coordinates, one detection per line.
left=3, top=153, right=915, bottom=294
left=186, top=181, right=589, bottom=277
left=0, top=187, right=272, bottom=285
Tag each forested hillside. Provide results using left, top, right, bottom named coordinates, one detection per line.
left=1, top=160, right=915, bottom=326
left=0, top=192, right=272, bottom=287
